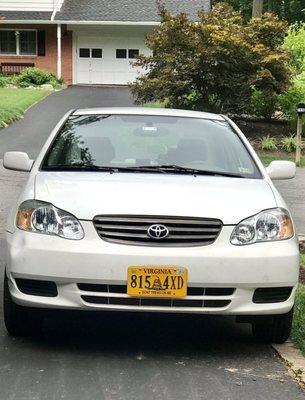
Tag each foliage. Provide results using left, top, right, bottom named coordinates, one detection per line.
left=291, top=285, right=305, bottom=355
left=284, top=24, right=305, bottom=73
left=268, top=0, right=305, bottom=24
left=17, top=67, right=55, bottom=86
left=131, top=3, right=290, bottom=114
left=260, top=135, right=278, bottom=150
left=280, top=135, right=297, bottom=152
left=251, top=88, right=278, bottom=118
left=213, top=0, right=252, bottom=19
left=143, top=100, right=168, bottom=108
left=0, top=76, right=7, bottom=88
left=213, top=0, right=305, bottom=23
left=279, top=25, right=305, bottom=129
left=278, top=73, right=305, bottom=134
left=0, top=88, right=51, bottom=128
left=0, top=68, right=64, bottom=89
left=259, top=153, right=305, bottom=167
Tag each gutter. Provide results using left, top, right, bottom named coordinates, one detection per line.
left=0, top=20, right=160, bottom=25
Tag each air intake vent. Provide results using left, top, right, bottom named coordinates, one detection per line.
left=78, top=283, right=234, bottom=309
left=15, top=278, right=58, bottom=297
left=253, top=287, right=293, bottom=304
left=93, top=215, right=222, bottom=247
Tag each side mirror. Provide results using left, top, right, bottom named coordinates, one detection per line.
left=3, top=152, right=34, bottom=172
left=266, top=161, right=296, bottom=180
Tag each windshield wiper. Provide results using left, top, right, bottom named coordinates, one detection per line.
left=117, top=165, right=245, bottom=178
left=42, top=163, right=118, bottom=172
left=42, top=163, right=245, bottom=178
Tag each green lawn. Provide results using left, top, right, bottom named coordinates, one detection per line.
left=291, top=284, right=305, bottom=354
left=0, top=88, right=52, bottom=128
left=290, top=252, right=305, bottom=353
left=259, top=154, right=305, bottom=168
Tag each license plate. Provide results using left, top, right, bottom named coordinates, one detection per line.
left=127, top=266, right=188, bottom=298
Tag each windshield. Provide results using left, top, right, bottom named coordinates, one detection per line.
left=42, top=114, right=261, bottom=178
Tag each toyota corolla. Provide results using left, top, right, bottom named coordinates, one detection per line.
left=3, top=108, right=299, bottom=343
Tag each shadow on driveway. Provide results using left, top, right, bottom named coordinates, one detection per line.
left=0, top=308, right=304, bottom=400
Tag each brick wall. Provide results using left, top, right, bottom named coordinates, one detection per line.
left=0, top=24, right=73, bottom=85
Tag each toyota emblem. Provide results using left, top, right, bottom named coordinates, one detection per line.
left=147, top=224, right=169, bottom=240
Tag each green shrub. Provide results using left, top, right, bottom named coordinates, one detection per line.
left=18, top=81, right=31, bottom=88
left=278, top=73, right=305, bottom=119
left=280, top=135, right=297, bottom=152
left=251, top=89, right=278, bottom=119
left=284, top=24, right=305, bottom=74
left=0, top=76, right=7, bottom=88
left=131, top=4, right=290, bottom=114
left=17, top=67, right=56, bottom=86
left=260, top=135, right=278, bottom=151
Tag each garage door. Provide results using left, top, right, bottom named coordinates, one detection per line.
left=75, top=35, right=145, bottom=85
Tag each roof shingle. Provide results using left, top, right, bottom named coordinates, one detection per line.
left=55, top=0, right=210, bottom=22
left=0, top=11, right=52, bottom=21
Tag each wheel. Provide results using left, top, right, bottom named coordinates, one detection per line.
left=252, top=309, right=293, bottom=344
left=3, top=273, right=43, bottom=337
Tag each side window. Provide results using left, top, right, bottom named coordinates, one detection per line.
left=79, top=48, right=90, bottom=58
left=116, top=49, right=127, bottom=59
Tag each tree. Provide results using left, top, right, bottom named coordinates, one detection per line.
left=252, top=0, right=264, bottom=17
left=213, top=0, right=305, bottom=23
left=131, top=3, right=290, bottom=114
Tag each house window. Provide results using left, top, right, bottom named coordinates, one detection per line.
left=0, top=30, right=37, bottom=55
left=0, top=31, right=16, bottom=54
left=128, top=49, right=139, bottom=59
left=19, top=31, right=36, bottom=55
left=116, top=49, right=127, bottom=59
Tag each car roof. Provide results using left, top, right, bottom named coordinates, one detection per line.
left=72, top=107, right=225, bottom=121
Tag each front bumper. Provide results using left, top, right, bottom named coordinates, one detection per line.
left=5, top=223, right=299, bottom=315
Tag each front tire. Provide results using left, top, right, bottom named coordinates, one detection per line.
left=3, top=273, right=43, bottom=337
left=252, top=309, right=293, bottom=344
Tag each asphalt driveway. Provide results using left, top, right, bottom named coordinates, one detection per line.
left=0, top=86, right=134, bottom=159
left=0, top=86, right=304, bottom=400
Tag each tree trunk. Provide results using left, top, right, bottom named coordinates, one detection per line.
left=252, top=0, right=264, bottom=17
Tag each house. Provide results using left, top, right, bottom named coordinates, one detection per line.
left=0, top=0, right=211, bottom=85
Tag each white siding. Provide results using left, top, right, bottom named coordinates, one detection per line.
left=0, top=0, right=64, bottom=11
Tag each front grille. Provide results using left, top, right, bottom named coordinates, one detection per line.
left=78, top=283, right=234, bottom=309
left=93, top=215, right=222, bottom=246
left=15, top=278, right=58, bottom=297
left=253, top=287, right=293, bottom=304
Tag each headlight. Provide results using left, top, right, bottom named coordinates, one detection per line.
left=16, top=200, right=84, bottom=240
left=230, top=208, right=293, bottom=245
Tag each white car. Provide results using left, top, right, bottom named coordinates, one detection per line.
left=3, top=108, right=299, bottom=343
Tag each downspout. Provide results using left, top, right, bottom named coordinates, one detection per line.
left=57, top=24, right=62, bottom=79
left=51, top=0, right=57, bottom=21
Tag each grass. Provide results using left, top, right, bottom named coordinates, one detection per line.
left=259, top=154, right=305, bottom=167
left=0, top=88, right=52, bottom=128
left=291, top=284, right=305, bottom=354
left=143, top=101, right=167, bottom=108
left=290, top=251, right=305, bottom=353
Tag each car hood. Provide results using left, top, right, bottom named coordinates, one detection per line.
left=34, top=172, right=277, bottom=225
